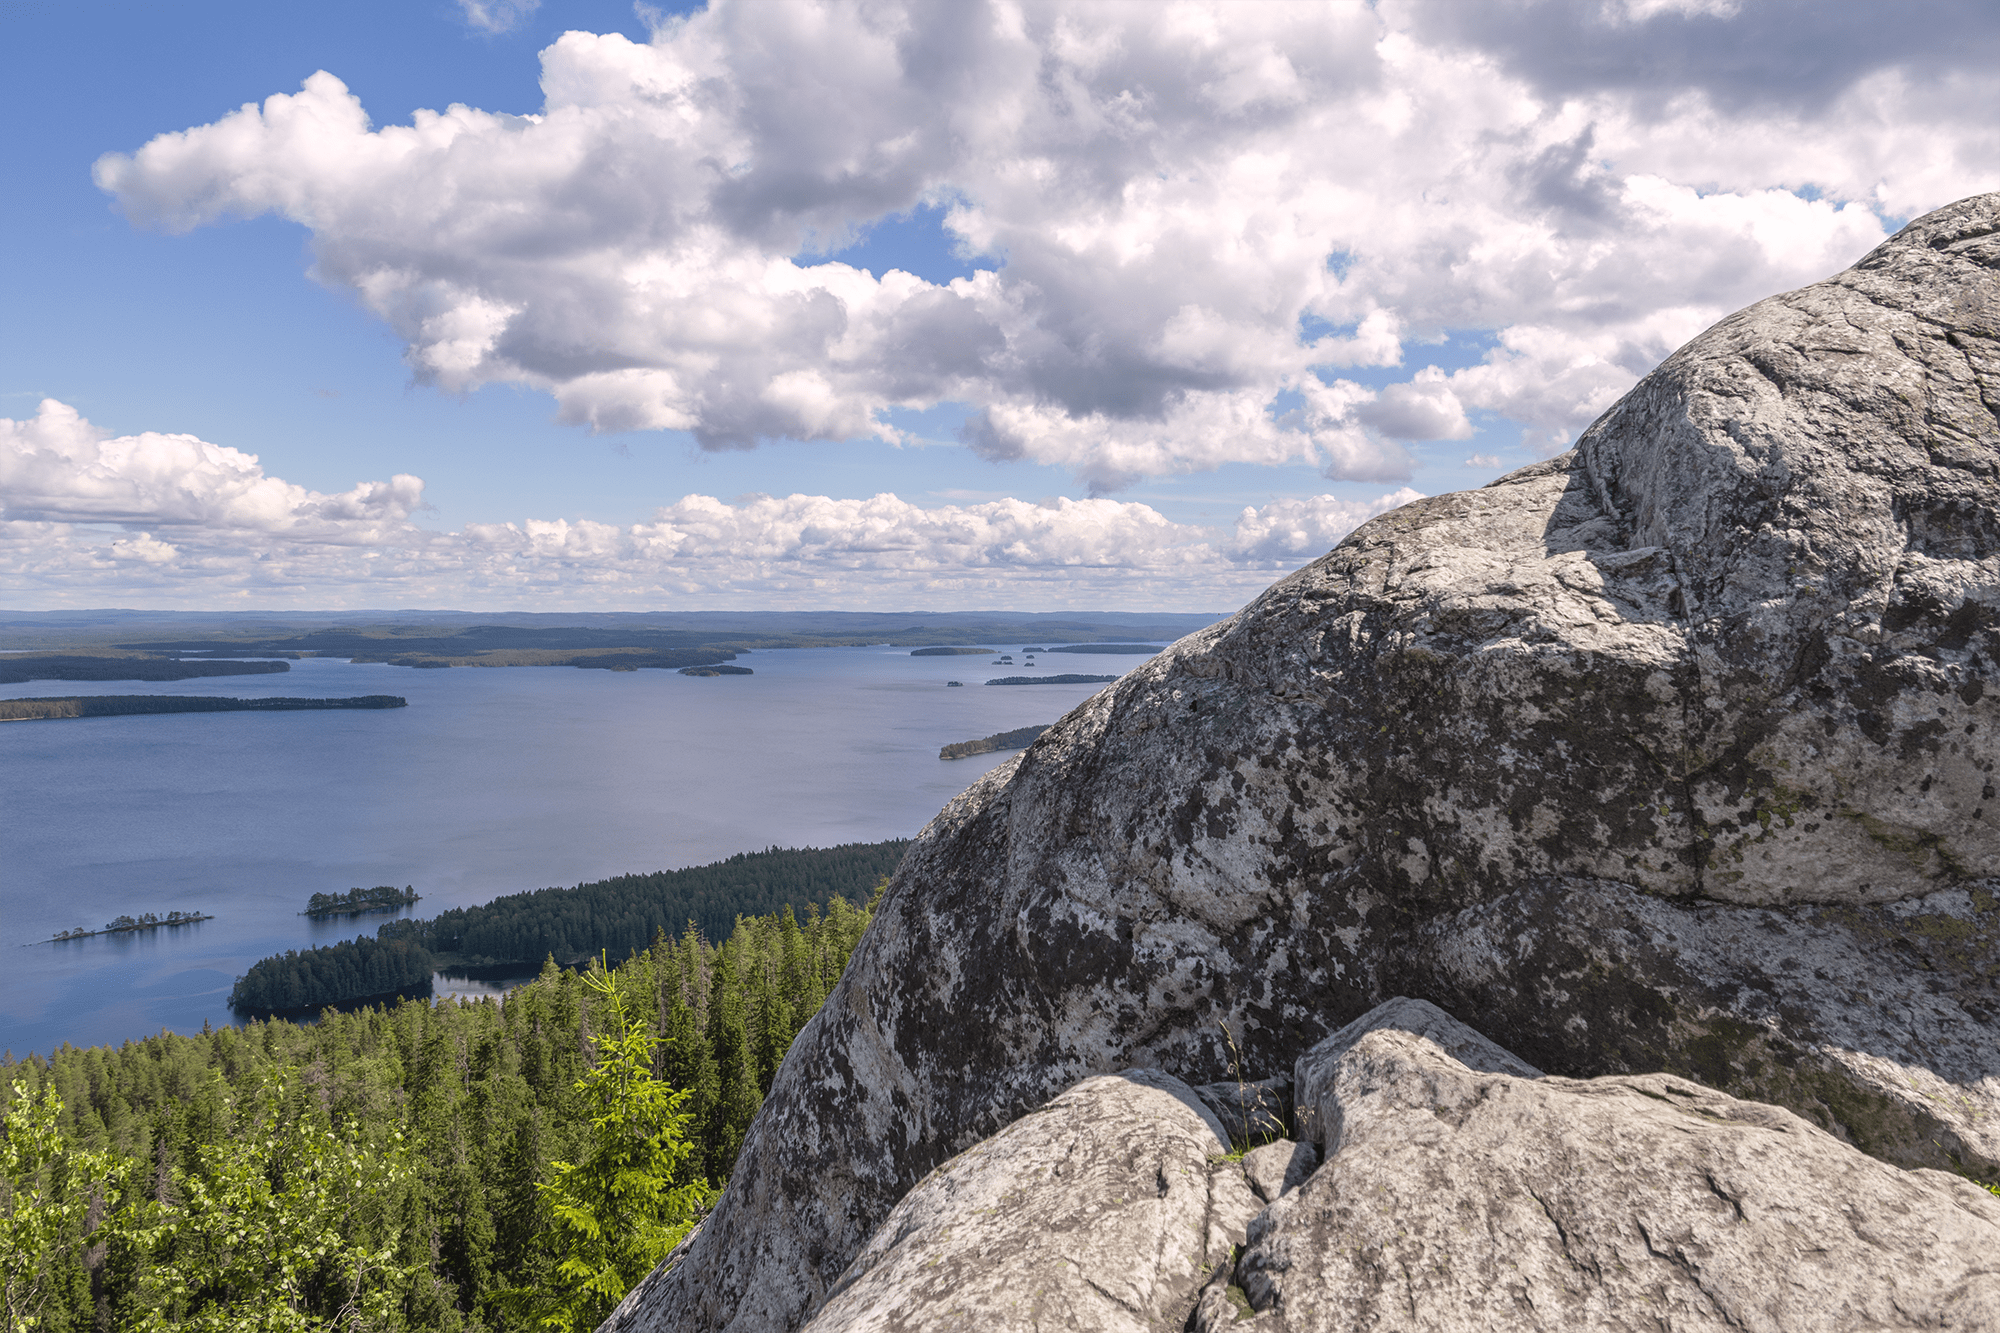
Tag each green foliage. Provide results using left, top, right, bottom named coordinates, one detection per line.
left=1, top=1080, right=124, bottom=1331
left=519, top=964, right=709, bottom=1333
left=117, top=1075, right=416, bottom=1333
left=0, top=886, right=883, bottom=1333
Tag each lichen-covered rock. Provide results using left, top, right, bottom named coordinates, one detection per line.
left=1213, top=1024, right=2000, bottom=1332
left=797, top=1069, right=1238, bottom=1333
left=606, top=197, right=2000, bottom=1333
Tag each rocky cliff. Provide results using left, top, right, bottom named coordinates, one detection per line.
left=607, top=192, right=2000, bottom=1332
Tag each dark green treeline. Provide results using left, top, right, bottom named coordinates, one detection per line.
left=229, top=841, right=908, bottom=1015
left=1, top=892, right=876, bottom=1333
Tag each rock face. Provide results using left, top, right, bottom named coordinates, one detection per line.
left=606, top=195, right=2000, bottom=1333
left=798, top=1069, right=1246, bottom=1333
left=1209, top=1004, right=2000, bottom=1331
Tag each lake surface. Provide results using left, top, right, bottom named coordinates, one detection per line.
left=0, top=646, right=1150, bottom=1058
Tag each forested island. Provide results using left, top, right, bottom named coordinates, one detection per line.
left=3, top=892, right=877, bottom=1331
left=908, top=646, right=992, bottom=656
left=939, top=724, right=1050, bottom=760
left=0, top=694, right=406, bottom=722
left=303, top=885, right=420, bottom=918
left=985, top=674, right=1117, bottom=685
left=1044, top=643, right=1162, bottom=654
left=44, top=910, right=212, bottom=942
left=679, top=664, right=753, bottom=676
left=230, top=841, right=909, bottom=1015
left=0, top=654, right=290, bottom=684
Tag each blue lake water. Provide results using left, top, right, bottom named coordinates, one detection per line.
left=0, top=646, right=1149, bottom=1059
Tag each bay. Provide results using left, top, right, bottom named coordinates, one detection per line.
left=0, top=645, right=1146, bottom=1059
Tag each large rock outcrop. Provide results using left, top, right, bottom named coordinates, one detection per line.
left=607, top=195, right=2000, bottom=1332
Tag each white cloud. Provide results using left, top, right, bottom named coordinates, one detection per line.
left=1352, top=366, right=1472, bottom=441
left=90, top=2, right=1998, bottom=488
left=1228, top=489, right=1426, bottom=563
left=0, top=399, right=423, bottom=539
left=458, top=0, right=538, bottom=35
left=0, top=401, right=1419, bottom=608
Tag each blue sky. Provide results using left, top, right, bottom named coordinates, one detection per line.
left=3, top=0, right=1995, bottom=611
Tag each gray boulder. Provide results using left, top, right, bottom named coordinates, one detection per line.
left=1237, top=1139, right=1314, bottom=1206
left=606, top=196, right=2000, bottom=1333
left=798, top=1069, right=1244, bottom=1333
left=1206, top=1018, right=2000, bottom=1331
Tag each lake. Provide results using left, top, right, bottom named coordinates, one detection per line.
left=0, top=646, right=1150, bottom=1059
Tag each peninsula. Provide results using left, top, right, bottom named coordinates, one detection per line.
left=0, top=695, right=407, bottom=722
left=939, top=724, right=1050, bottom=760
left=985, top=674, right=1116, bottom=686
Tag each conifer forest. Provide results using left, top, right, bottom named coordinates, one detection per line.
left=0, top=890, right=880, bottom=1333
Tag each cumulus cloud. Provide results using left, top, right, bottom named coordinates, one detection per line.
left=90, top=2, right=1998, bottom=489
left=1, top=401, right=1418, bottom=608
left=0, top=399, right=423, bottom=539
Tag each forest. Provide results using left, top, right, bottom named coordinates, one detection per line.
left=1, top=891, right=878, bottom=1332
left=229, top=843, right=908, bottom=1016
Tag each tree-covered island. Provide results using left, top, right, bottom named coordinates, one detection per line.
left=303, top=885, right=421, bottom=918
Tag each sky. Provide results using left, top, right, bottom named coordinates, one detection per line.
left=3, top=0, right=1997, bottom=613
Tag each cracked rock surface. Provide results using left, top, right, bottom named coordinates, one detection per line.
left=1210, top=1014, right=2000, bottom=1332
left=605, top=196, right=2000, bottom=1333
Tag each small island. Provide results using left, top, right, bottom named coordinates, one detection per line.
left=986, top=674, right=1117, bottom=686
left=303, top=885, right=421, bottom=918
left=909, top=646, right=993, bottom=656
left=44, top=910, right=213, bottom=943
left=940, top=724, right=1050, bottom=760
left=679, top=664, right=754, bottom=676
